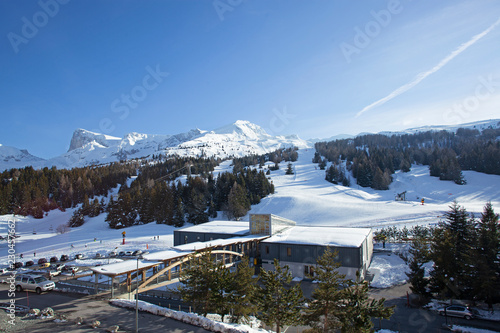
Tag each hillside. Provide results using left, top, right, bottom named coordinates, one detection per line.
left=1, top=148, right=499, bottom=269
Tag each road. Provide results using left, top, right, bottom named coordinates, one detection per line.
left=369, top=284, right=500, bottom=333
left=0, top=284, right=211, bottom=333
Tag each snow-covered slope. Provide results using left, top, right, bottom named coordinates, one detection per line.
left=380, top=119, right=500, bottom=136
left=0, top=144, right=45, bottom=171
left=165, top=120, right=309, bottom=158
left=311, top=119, right=500, bottom=142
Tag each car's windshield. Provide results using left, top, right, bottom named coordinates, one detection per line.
left=34, top=276, right=47, bottom=283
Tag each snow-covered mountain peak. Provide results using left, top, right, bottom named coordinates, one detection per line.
left=212, top=120, right=270, bottom=140
left=68, top=129, right=121, bottom=152
left=0, top=144, right=45, bottom=170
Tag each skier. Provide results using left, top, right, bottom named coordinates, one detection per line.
left=71, top=244, right=74, bottom=248
left=20, top=254, right=23, bottom=259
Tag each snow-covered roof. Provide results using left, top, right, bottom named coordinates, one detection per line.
left=90, top=260, right=160, bottom=276
left=142, top=249, right=186, bottom=261
left=262, top=226, right=372, bottom=248
left=176, top=221, right=250, bottom=235
left=173, top=235, right=269, bottom=252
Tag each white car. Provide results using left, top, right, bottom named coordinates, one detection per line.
left=15, top=274, right=55, bottom=294
left=109, top=251, right=117, bottom=257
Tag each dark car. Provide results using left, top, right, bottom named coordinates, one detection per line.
left=60, top=254, right=69, bottom=262
left=74, top=254, right=84, bottom=259
left=37, top=258, right=47, bottom=265
left=25, top=260, right=34, bottom=267
left=49, top=256, right=58, bottom=263
left=118, top=251, right=126, bottom=257
left=132, top=250, right=143, bottom=256
left=438, top=305, right=478, bottom=320
left=14, top=262, right=23, bottom=269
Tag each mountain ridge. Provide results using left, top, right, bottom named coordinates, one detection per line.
left=2, top=118, right=499, bottom=171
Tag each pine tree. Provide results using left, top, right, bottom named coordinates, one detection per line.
left=406, top=236, right=431, bottom=300
left=178, top=249, right=231, bottom=317
left=226, top=182, right=250, bottom=220
left=337, top=275, right=394, bottom=333
left=303, top=247, right=346, bottom=333
left=430, top=202, right=475, bottom=299
left=226, top=256, right=258, bottom=323
left=256, top=259, right=304, bottom=333
left=285, top=163, right=294, bottom=175
left=472, top=202, right=500, bottom=308
left=68, top=208, right=85, bottom=227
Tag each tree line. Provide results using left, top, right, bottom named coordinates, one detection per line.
left=0, top=163, right=136, bottom=217
left=178, top=247, right=393, bottom=333
left=314, top=126, right=500, bottom=190
left=405, top=202, right=500, bottom=308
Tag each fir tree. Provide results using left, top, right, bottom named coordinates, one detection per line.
left=472, top=202, right=500, bottom=308
left=256, top=259, right=304, bottom=333
left=227, top=256, right=258, bottom=323
left=337, top=274, right=394, bottom=333
left=303, top=247, right=346, bottom=333
left=430, top=202, right=475, bottom=299
left=226, top=182, right=250, bottom=220
left=406, top=236, right=431, bottom=300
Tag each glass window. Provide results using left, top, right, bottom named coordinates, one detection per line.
left=287, top=247, right=292, bottom=256
left=265, top=246, right=269, bottom=254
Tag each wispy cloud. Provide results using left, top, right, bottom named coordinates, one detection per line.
left=356, top=17, right=500, bottom=118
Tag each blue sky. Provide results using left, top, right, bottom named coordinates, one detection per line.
left=1, top=0, right=500, bottom=159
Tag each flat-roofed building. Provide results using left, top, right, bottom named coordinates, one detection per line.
left=260, top=226, right=373, bottom=280
left=172, top=214, right=373, bottom=281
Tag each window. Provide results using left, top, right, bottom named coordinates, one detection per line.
left=310, top=266, right=315, bottom=277
left=196, top=236, right=200, bottom=241
left=265, top=246, right=269, bottom=254
left=287, top=247, right=292, bottom=257
left=184, top=236, right=188, bottom=244
left=304, top=266, right=309, bottom=276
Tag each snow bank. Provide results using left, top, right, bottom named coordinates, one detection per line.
left=451, top=326, right=499, bottom=333
left=369, top=253, right=409, bottom=288
left=110, top=299, right=269, bottom=333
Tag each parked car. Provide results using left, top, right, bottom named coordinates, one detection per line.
left=15, top=274, right=55, bottom=294
left=109, top=251, right=117, bottom=257
left=49, top=256, right=58, bottom=263
left=132, top=250, right=142, bottom=256
left=48, top=268, right=61, bottom=277
left=39, top=263, right=50, bottom=268
left=37, top=258, right=47, bottom=265
left=74, top=254, right=84, bottom=259
left=62, top=265, right=79, bottom=273
left=118, top=251, right=126, bottom=257
left=0, top=268, right=8, bottom=275
left=25, top=260, right=34, bottom=267
left=14, top=262, right=23, bottom=269
left=60, top=254, right=69, bottom=262
left=125, top=251, right=133, bottom=256
left=437, top=305, right=478, bottom=320
left=95, top=253, right=102, bottom=258
left=54, top=263, right=65, bottom=271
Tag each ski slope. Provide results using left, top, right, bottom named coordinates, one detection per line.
left=1, top=148, right=499, bottom=271
left=248, top=148, right=500, bottom=228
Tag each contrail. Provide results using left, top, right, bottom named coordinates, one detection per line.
left=356, top=17, right=500, bottom=118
